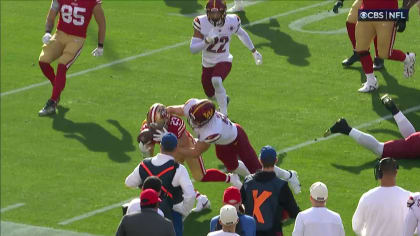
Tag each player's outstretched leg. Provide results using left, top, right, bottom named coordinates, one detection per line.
left=325, top=118, right=384, bottom=156
left=381, top=94, right=416, bottom=138
left=212, top=76, right=228, bottom=116
left=373, top=37, right=385, bottom=70
left=357, top=51, right=378, bottom=92
left=39, top=61, right=56, bottom=86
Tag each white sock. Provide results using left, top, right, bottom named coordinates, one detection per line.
left=394, top=111, right=416, bottom=138
left=349, top=128, right=384, bottom=156
left=274, top=166, right=290, bottom=180
left=404, top=54, right=410, bottom=63
left=211, top=76, right=228, bottom=116
left=233, top=161, right=250, bottom=177
left=366, top=73, right=377, bottom=84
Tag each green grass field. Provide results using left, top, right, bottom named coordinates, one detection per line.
left=1, top=0, right=420, bottom=235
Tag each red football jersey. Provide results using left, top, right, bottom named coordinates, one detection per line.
left=139, top=115, right=186, bottom=141
left=56, top=0, right=101, bottom=38
left=361, top=0, right=398, bottom=10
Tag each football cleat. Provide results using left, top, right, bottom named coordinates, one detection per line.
left=358, top=80, right=378, bottom=93
left=38, top=99, right=57, bottom=116
left=403, top=52, right=416, bottom=78
left=287, top=170, right=301, bottom=194
left=229, top=173, right=242, bottom=189
left=342, top=51, right=360, bottom=66
left=324, top=118, right=351, bottom=137
left=380, top=94, right=400, bottom=115
left=192, top=194, right=211, bottom=212
left=227, top=1, right=244, bottom=12
left=373, top=57, right=385, bottom=70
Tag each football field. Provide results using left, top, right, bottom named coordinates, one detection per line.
left=1, top=0, right=420, bottom=235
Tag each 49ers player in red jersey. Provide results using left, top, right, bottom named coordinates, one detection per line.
left=38, top=0, right=106, bottom=116
left=190, top=0, right=262, bottom=116
left=138, top=104, right=243, bottom=189
left=162, top=99, right=302, bottom=194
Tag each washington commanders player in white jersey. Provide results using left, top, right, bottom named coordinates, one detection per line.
left=189, top=0, right=262, bottom=116
left=404, top=193, right=420, bottom=236
left=161, top=99, right=301, bottom=194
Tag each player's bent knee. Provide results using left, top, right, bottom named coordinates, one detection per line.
left=211, top=76, right=223, bottom=89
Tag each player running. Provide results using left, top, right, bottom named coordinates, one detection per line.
left=325, top=94, right=420, bottom=159
left=332, top=0, right=384, bottom=69
left=159, top=98, right=301, bottom=194
left=138, top=103, right=243, bottom=190
left=38, top=0, right=106, bottom=116
left=189, top=0, right=262, bottom=116
left=351, top=0, right=415, bottom=92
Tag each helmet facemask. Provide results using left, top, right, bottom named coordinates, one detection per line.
left=147, top=103, right=169, bottom=131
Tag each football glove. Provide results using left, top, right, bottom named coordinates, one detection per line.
left=205, top=29, right=218, bottom=44
left=396, top=17, right=406, bottom=32
left=253, top=50, right=263, bottom=65
left=153, top=127, right=169, bottom=142
left=42, top=33, right=52, bottom=44
left=332, top=0, right=344, bottom=14
left=91, top=47, right=104, bottom=57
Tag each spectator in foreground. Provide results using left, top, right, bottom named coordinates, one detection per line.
left=292, top=182, right=345, bottom=236
left=403, top=192, right=420, bottom=236
left=241, top=145, right=300, bottom=236
left=116, top=189, right=175, bottom=236
left=210, top=186, right=256, bottom=236
left=352, top=158, right=411, bottom=236
left=208, top=205, right=240, bottom=236
left=124, top=176, right=164, bottom=216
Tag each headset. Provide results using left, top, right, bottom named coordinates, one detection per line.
left=374, top=157, right=399, bottom=180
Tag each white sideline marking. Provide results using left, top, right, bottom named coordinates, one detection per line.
left=0, top=0, right=331, bottom=98
left=1, top=203, right=25, bottom=213
left=1, top=221, right=102, bottom=236
left=289, top=8, right=349, bottom=34
left=58, top=199, right=131, bottom=225
left=278, top=104, right=420, bottom=154
left=167, top=0, right=267, bottom=17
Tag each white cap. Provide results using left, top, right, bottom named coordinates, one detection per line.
left=310, top=182, right=328, bottom=201
left=219, top=205, right=238, bottom=226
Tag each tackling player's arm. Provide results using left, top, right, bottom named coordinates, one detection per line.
left=167, top=105, right=185, bottom=117
left=174, top=140, right=211, bottom=160
left=91, top=3, right=106, bottom=56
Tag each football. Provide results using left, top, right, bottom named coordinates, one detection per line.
left=137, top=128, right=155, bottom=144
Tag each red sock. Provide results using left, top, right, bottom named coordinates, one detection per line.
left=346, top=22, right=356, bottom=49
left=388, top=49, right=406, bottom=62
left=358, top=51, right=374, bottom=74
left=201, top=169, right=227, bottom=182
left=39, top=61, right=55, bottom=86
left=51, top=64, right=67, bottom=101
left=373, top=37, right=379, bottom=58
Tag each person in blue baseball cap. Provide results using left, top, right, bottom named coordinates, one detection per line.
left=241, top=145, right=301, bottom=236
left=161, top=132, right=178, bottom=152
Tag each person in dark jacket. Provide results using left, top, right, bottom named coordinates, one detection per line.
left=241, top=145, right=300, bottom=236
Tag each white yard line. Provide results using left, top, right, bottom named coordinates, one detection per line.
left=1, top=0, right=332, bottom=98
left=58, top=199, right=131, bottom=225
left=278, top=104, right=420, bottom=154
left=1, top=221, right=102, bottom=236
left=1, top=203, right=25, bottom=213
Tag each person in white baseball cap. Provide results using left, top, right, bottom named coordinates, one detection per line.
left=208, top=205, right=240, bottom=236
left=292, top=182, right=345, bottom=236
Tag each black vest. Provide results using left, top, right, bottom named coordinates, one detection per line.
left=138, top=158, right=183, bottom=220
left=243, top=173, right=286, bottom=232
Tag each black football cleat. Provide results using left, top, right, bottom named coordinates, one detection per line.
left=380, top=94, right=399, bottom=115
left=38, top=99, right=57, bottom=116
left=342, top=52, right=360, bottom=66
left=373, top=57, right=385, bottom=70
left=324, top=118, right=352, bottom=137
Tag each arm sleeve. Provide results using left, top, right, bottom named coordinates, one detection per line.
left=190, top=37, right=206, bottom=54
left=209, top=217, right=218, bottom=232
left=279, top=184, right=300, bottom=218
left=338, top=215, right=345, bottom=236
left=403, top=209, right=418, bottom=236
left=352, top=195, right=366, bottom=235
left=124, top=165, right=142, bottom=188
left=50, top=0, right=60, bottom=11
left=292, top=213, right=304, bottom=236
left=173, top=165, right=196, bottom=215
left=236, top=27, right=255, bottom=51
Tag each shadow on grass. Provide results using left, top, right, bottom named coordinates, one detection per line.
left=164, top=0, right=203, bottom=15
left=238, top=12, right=311, bottom=67
left=184, top=208, right=212, bottom=235
left=50, top=106, right=135, bottom=162
left=332, top=158, right=420, bottom=174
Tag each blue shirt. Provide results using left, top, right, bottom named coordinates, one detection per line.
left=210, top=213, right=256, bottom=236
